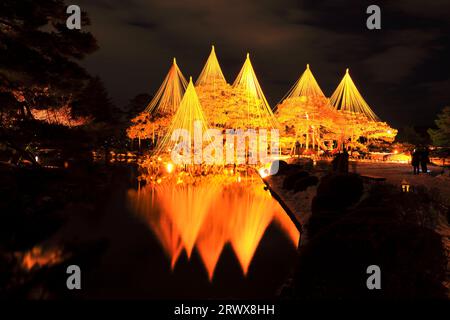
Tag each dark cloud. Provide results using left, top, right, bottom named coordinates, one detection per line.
left=77, top=0, right=450, bottom=127
left=126, top=19, right=158, bottom=30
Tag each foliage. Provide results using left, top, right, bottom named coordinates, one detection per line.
left=276, top=95, right=396, bottom=151
left=0, top=0, right=98, bottom=121
left=282, top=171, right=310, bottom=190
left=231, top=54, right=277, bottom=129
left=31, top=105, right=91, bottom=127
left=330, top=69, right=379, bottom=121
left=310, top=173, right=364, bottom=236
left=293, top=183, right=447, bottom=299
left=396, top=126, right=429, bottom=145
left=154, top=79, right=210, bottom=155
left=197, top=83, right=277, bottom=129
left=0, top=1, right=126, bottom=156
left=293, top=175, right=319, bottom=193
left=126, top=112, right=162, bottom=141
left=127, top=59, right=186, bottom=142
left=276, top=96, right=337, bottom=144
left=126, top=53, right=398, bottom=152
left=71, top=76, right=118, bottom=123
left=124, top=93, right=152, bottom=121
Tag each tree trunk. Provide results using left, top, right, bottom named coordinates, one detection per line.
left=306, top=131, right=309, bottom=150
left=312, top=129, right=315, bottom=151
left=19, top=104, right=26, bottom=118
left=24, top=104, right=33, bottom=119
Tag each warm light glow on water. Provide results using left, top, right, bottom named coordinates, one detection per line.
left=127, top=175, right=299, bottom=281
left=19, top=247, right=63, bottom=270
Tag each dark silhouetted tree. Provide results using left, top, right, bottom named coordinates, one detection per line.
left=72, top=76, right=118, bottom=123
left=0, top=0, right=98, bottom=119
left=397, top=126, right=429, bottom=145
left=124, top=93, right=152, bottom=121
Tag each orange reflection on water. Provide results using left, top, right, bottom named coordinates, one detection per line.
left=19, top=247, right=63, bottom=270
left=128, top=175, right=299, bottom=280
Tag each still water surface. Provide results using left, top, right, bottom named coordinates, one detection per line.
left=35, top=167, right=300, bottom=299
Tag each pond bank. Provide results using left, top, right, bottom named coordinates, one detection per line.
left=1, top=163, right=300, bottom=299
left=263, top=159, right=449, bottom=299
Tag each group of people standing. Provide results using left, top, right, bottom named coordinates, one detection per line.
left=411, top=147, right=430, bottom=175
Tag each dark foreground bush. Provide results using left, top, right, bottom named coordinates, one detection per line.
left=270, top=160, right=289, bottom=175
left=291, top=184, right=447, bottom=299
left=282, top=171, right=310, bottom=190
left=293, top=176, right=319, bottom=193
left=314, top=173, right=364, bottom=210
left=308, top=173, right=364, bottom=236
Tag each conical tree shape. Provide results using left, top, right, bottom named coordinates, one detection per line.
left=330, top=68, right=380, bottom=121
left=196, top=209, right=228, bottom=281
left=155, top=77, right=210, bottom=155
left=228, top=185, right=276, bottom=275
left=196, top=45, right=227, bottom=86
left=156, top=181, right=220, bottom=259
left=145, top=58, right=188, bottom=115
left=233, top=53, right=277, bottom=128
left=281, top=64, right=325, bottom=100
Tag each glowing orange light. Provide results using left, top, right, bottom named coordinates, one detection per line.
left=20, top=247, right=63, bottom=270
left=166, top=163, right=174, bottom=173
left=389, top=153, right=411, bottom=163
left=401, top=179, right=410, bottom=192
left=259, top=168, right=269, bottom=178
left=128, top=176, right=299, bottom=280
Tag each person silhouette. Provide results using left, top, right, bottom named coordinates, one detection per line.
left=420, top=146, right=430, bottom=174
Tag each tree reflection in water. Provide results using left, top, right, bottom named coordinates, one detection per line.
left=127, top=175, right=299, bottom=281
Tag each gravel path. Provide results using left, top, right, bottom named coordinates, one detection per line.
left=351, top=161, right=450, bottom=206
left=267, top=160, right=450, bottom=295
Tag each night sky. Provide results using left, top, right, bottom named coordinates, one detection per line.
left=77, top=0, right=450, bottom=128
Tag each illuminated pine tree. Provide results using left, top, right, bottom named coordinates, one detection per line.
left=232, top=53, right=278, bottom=129
left=196, top=45, right=233, bottom=127
left=145, top=58, right=188, bottom=115
left=196, top=45, right=226, bottom=86
left=276, top=65, right=337, bottom=151
left=196, top=50, right=278, bottom=129
left=328, top=69, right=400, bottom=149
left=127, top=58, right=188, bottom=142
left=280, top=64, right=326, bottom=100
left=155, top=77, right=210, bottom=157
